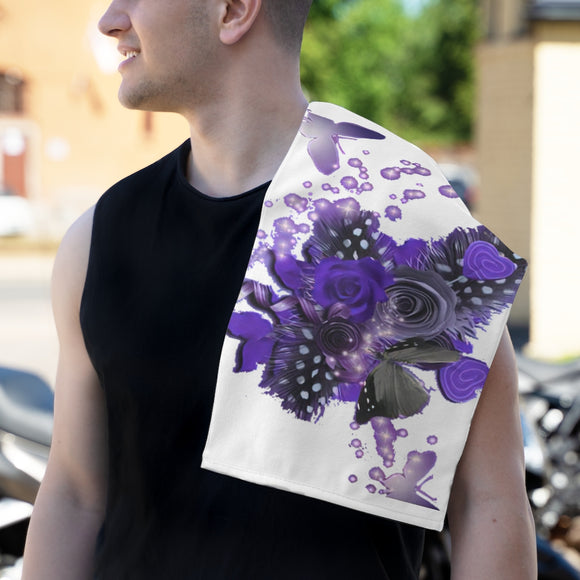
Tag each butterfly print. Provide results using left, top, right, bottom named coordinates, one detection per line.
left=356, top=340, right=460, bottom=424
left=300, top=111, right=385, bottom=175
left=381, top=450, right=438, bottom=509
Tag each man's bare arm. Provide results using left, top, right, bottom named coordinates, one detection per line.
left=448, top=329, right=536, bottom=579
left=22, top=207, right=108, bottom=580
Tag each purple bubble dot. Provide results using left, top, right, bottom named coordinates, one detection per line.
left=265, top=200, right=273, bottom=207
left=341, top=176, right=359, bottom=190
left=284, top=193, right=309, bottom=213
left=380, top=167, right=401, bottom=181
left=397, top=429, right=408, bottom=437
left=348, top=158, right=363, bottom=168
left=350, top=421, right=360, bottom=430
left=415, top=166, right=432, bottom=177
left=366, top=484, right=377, bottom=494
left=359, top=172, right=369, bottom=180
left=400, top=159, right=411, bottom=166
left=355, top=449, right=364, bottom=458
left=439, top=184, right=458, bottom=199
left=385, top=206, right=402, bottom=221
left=402, top=189, right=426, bottom=201
left=427, top=435, right=438, bottom=445
left=361, top=183, right=373, bottom=191
left=350, top=438, right=362, bottom=448
left=331, top=187, right=340, bottom=194
left=369, top=467, right=386, bottom=482
left=256, top=229, right=267, bottom=239
left=363, top=150, right=370, bottom=155
left=371, top=416, right=391, bottom=430
left=389, top=194, right=397, bottom=200
left=303, top=181, right=312, bottom=188
left=379, top=489, right=386, bottom=495
left=348, top=474, right=358, bottom=483
left=322, top=183, right=331, bottom=191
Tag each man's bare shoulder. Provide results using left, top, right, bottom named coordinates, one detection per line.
left=52, top=206, right=95, bottom=321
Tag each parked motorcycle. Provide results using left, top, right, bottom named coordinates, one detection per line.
left=420, top=354, right=580, bottom=580
left=1, top=356, right=579, bottom=579
left=518, top=354, right=580, bottom=528
left=0, top=367, right=52, bottom=578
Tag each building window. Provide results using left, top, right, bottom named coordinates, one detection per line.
left=0, top=71, right=25, bottom=114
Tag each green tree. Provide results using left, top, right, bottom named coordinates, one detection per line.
left=413, top=0, right=481, bottom=141
left=301, top=0, right=413, bottom=136
left=301, top=0, right=481, bottom=145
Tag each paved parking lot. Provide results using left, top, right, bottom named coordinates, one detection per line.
left=0, top=253, right=58, bottom=387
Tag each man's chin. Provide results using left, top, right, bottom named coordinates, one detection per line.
left=118, top=89, right=148, bottom=111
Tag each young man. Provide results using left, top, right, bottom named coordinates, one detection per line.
left=22, top=0, right=536, bottom=578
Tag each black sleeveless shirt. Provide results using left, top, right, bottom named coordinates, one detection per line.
left=80, top=140, right=425, bottom=579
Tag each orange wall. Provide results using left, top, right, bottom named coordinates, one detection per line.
left=0, top=0, right=188, bottom=221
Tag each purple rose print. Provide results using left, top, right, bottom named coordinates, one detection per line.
left=463, top=241, right=517, bottom=280
left=227, top=192, right=525, bottom=510
left=312, top=257, right=390, bottom=322
left=376, top=267, right=457, bottom=340
left=316, top=317, right=362, bottom=357
left=438, top=357, right=488, bottom=402
left=230, top=199, right=525, bottom=423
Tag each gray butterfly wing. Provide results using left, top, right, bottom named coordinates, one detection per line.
left=387, top=341, right=460, bottom=368
left=356, top=361, right=429, bottom=423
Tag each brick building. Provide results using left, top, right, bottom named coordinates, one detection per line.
left=0, top=0, right=188, bottom=231
left=477, top=0, right=580, bottom=358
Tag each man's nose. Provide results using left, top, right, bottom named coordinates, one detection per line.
left=98, top=0, right=131, bottom=37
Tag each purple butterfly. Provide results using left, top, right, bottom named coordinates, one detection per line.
left=371, top=450, right=438, bottom=509
left=300, top=111, right=385, bottom=175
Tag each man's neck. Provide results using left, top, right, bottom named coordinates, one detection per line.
left=183, top=72, right=308, bottom=198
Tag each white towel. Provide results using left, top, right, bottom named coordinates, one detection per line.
left=202, top=102, right=526, bottom=531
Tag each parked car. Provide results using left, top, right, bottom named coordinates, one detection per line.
left=0, top=192, right=34, bottom=237
left=438, top=163, right=478, bottom=211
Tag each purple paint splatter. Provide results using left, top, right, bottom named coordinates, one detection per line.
left=284, top=193, right=308, bottom=213
left=385, top=206, right=402, bottom=221
left=402, top=189, right=426, bottom=202
left=439, top=184, right=458, bottom=199
left=381, top=167, right=401, bottom=181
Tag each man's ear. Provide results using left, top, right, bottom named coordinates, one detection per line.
left=218, top=0, right=262, bottom=45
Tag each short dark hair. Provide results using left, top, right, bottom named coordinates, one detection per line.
left=261, top=0, right=313, bottom=53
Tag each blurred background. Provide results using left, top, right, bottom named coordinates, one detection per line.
left=0, top=0, right=580, bottom=576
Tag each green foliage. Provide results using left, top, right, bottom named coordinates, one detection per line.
left=301, top=0, right=481, bottom=145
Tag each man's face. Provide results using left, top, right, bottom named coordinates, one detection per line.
left=98, top=0, right=217, bottom=112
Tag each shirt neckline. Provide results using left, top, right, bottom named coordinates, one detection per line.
left=176, top=140, right=271, bottom=202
